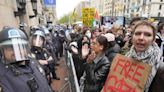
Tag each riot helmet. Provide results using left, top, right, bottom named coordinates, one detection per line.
left=40, top=26, right=52, bottom=41
left=31, top=30, right=45, bottom=48
left=0, top=27, right=29, bottom=64
left=30, top=26, right=40, bottom=36
left=19, top=22, right=27, bottom=31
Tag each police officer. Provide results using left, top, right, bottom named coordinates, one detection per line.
left=0, top=27, right=53, bottom=92
left=42, top=28, right=60, bottom=80
left=30, top=29, right=59, bottom=84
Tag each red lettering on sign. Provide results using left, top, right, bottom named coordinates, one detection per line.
left=113, top=58, right=126, bottom=73
left=127, top=63, right=136, bottom=79
left=132, top=65, right=144, bottom=84
left=112, top=57, right=145, bottom=84
left=103, top=74, right=137, bottom=92
left=102, top=54, right=151, bottom=92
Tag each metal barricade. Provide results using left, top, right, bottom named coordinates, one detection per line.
left=59, top=45, right=80, bottom=92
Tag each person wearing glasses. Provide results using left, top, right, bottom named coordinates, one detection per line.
left=80, top=35, right=110, bottom=92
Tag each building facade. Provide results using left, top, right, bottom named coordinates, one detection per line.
left=90, top=0, right=104, bottom=15
left=103, top=0, right=111, bottom=16
left=90, top=0, right=164, bottom=18
left=123, top=0, right=164, bottom=18
left=74, top=1, right=90, bottom=18
left=0, top=0, right=57, bottom=34
left=0, top=0, right=19, bottom=29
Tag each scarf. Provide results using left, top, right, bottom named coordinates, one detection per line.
left=126, top=42, right=163, bottom=92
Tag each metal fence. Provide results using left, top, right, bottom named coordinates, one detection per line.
left=61, top=46, right=80, bottom=92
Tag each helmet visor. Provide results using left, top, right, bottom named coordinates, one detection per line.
left=0, top=38, right=29, bottom=64
left=32, top=35, right=44, bottom=47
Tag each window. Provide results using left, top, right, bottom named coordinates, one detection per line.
left=161, top=0, right=163, bottom=2
left=124, top=6, right=126, bottom=12
left=137, top=7, right=139, bottom=12
left=158, top=12, right=161, bottom=17
left=159, top=5, right=162, bottom=10
left=131, top=9, right=134, bottom=12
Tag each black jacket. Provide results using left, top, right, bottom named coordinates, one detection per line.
left=148, top=61, right=164, bottom=92
left=83, top=54, right=111, bottom=92
left=105, top=44, right=121, bottom=62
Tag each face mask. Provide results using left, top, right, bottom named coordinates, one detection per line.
left=85, top=31, right=91, bottom=38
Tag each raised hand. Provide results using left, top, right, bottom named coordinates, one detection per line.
left=82, top=44, right=90, bottom=59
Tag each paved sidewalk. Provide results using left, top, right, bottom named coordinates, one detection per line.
left=51, top=57, right=71, bottom=92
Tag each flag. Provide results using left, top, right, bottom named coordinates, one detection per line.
left=70, top=8, right=77, bottom=22
left=72, top=8, right=76, bottom=18
left=94, top=10, right=99, bottom=20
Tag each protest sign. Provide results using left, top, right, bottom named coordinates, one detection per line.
left=82, top=8, right=95, bottom=27
left=101, top=54, right=152, bottom=92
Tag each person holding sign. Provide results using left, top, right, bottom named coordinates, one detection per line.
left=80, top=35, right=110, bottom=92
left=125, top=20, right=163, bottom=92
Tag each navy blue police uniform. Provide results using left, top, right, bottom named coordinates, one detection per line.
left=30, top=47, right=51, bottom=76
left=0, top=60, right=53, bottom=92
left=0, top=27, right=53, bottom=92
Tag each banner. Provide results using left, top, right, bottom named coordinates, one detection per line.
left=101, top=16, right=125, bottom=29
left=44, top=0, right=56, bottom=6
left=101, top=54, right=152, bottom=92
left=82, top=8, right=95, bottom=27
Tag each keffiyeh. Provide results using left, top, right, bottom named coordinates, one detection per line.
left=126, top=42, right=163, bottom=92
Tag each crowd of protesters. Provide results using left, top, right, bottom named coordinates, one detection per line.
left=66, top=17, right=164, bottom=92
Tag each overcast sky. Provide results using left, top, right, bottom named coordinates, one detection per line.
left=56, top=0, right=89, bottom=19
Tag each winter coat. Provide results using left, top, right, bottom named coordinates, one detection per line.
left=148, top=61, right=164, bottom=92
left=105, top=43, right=121, bottom=62
left=82, top=54, right=111, bottom=92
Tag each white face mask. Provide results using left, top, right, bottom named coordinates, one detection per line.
left=85, top=31, right=91, bottom=38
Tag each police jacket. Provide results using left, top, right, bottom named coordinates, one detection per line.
left=52, top=34, right=63, bottom=50
left=0, top=60, right=53, bottom=92
left=30, top=47, right=53, bottom=75
left=83, top=54, right=111, bottom=92
left=30, top=47, right=51, bottom=60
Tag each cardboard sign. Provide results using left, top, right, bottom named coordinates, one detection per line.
left=101, top=54, right=152, bottom=92
left=82, top=8, right=95, bottom=27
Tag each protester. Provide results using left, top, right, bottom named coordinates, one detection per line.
left=148, top=61, right=164, bottom=92
left=80, top=35, right=110, bottom=92
left=156, top=22, right=164, bottom=57
left=120, top=17, right=142, bottom=55
left=71, top=35, right=90, bottom=83
left=125, top=21, right=163, bottom=92
left=103, top=33, right=121, bottom=62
